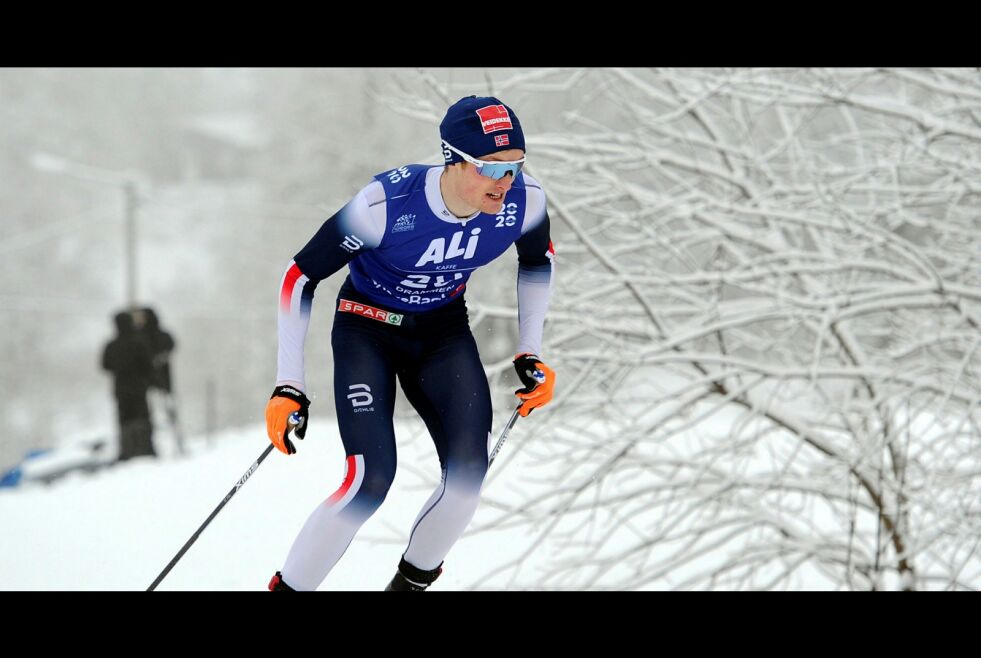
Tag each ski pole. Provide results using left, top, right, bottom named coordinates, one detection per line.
left=146, top=413, right=300, bottom=591
left=488, top=405, right=521, bottom=468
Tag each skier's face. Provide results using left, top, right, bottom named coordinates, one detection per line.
left=452, top=149, right=524, bottom=215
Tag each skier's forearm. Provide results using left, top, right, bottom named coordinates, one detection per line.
left=516, top=261, right=553, bottom=358
left=276, top=260, right=318, bottom=391
left=514, top=204, right=554, bottom=358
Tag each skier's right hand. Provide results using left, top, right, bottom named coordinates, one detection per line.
left=266, top=385, right=310, bottom=455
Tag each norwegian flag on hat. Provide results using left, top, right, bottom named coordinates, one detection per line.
left=494, top=134, right=510, bottom=147
left=476, top=104, right=513, bottom=134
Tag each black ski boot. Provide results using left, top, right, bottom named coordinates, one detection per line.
left=384, top=557, right=443, bottom=591
left=268, top=571, right=296, bottom=591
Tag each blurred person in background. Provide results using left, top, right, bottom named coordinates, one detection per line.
left=140, top=307, right=185, bottom=456
left=102, top=310, right=156, bottom=461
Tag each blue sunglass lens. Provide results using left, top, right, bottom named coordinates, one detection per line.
left=477, top=161, right=523, bottom=180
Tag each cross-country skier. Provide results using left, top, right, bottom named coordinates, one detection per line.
left=265, top=95, right=556, bottom=591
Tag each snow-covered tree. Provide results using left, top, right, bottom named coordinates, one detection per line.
left=383, top=68, right=981, bottom=590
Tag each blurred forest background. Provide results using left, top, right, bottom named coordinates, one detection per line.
left=1, top=68, right=473, bottom=464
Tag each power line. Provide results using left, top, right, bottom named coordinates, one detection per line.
left=0, top=208, right=116, bottom=255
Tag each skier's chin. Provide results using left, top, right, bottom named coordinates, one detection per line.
left=483, top=196, right=505, bottom=214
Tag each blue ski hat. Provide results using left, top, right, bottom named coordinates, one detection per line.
left=439, top=96, right=525, bottom=165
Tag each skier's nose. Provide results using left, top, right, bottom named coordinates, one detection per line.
left=495, top=175, right=514, bottom=192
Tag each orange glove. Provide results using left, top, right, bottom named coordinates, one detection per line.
left=265, top=385, right=310, bottom=455
left=513, top=353, right=555, bottom=417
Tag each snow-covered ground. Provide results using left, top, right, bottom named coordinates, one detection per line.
left=0, top=416, right=532, bottom=591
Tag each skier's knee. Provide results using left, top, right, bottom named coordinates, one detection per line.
left=446, top=457, right=488, bottom=490
left=357, top=463, right=397, bottom=507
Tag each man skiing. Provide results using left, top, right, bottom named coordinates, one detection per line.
left=265, top=95, right=556, bottom=591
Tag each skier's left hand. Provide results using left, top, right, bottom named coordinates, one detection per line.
left=513, top=353, right=555, bottom=417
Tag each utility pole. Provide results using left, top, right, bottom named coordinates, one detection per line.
left=31, top=152, right=143, bottom=307
left=124, top=180, right=139, bottom=307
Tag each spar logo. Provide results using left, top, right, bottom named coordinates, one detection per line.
left=475, top=105, right=513, bottom=134
left=338, top=299, right=403, bottom=326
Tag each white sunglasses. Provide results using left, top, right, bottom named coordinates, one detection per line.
left=441, top=140, right=525, bottom=180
